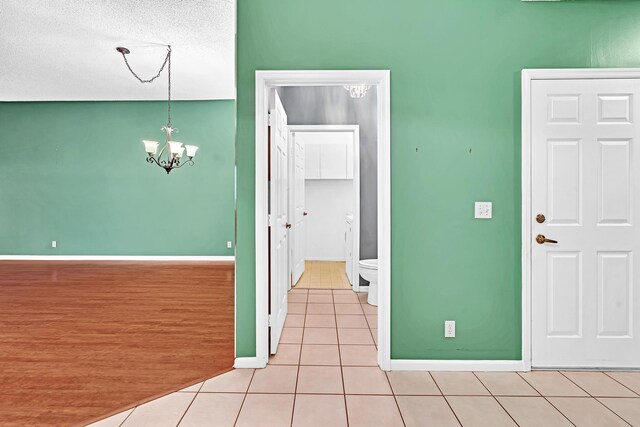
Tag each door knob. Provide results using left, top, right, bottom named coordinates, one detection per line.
left=303, top=212, right=308, bottom=216
left=536, top=214, right=546, bottom=223
left=286, top=223, right=292, bottom=229
left=536, top=234, right=558, bottom=244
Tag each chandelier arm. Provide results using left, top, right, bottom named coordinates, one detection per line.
left=118, top=46, right=171, bottom=84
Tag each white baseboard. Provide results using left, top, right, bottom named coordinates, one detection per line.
left=234, top=357, right=267, bottom=369
left=306, top=257, right=345, bottom=262
left=0, top=255, right=235, bottom=261
left=390, top=359, right=528, bottom=372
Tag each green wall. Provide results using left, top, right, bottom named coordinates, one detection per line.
left=0, top=101, right=235, bottom=256
left=236, top=0, right=640, bottom=359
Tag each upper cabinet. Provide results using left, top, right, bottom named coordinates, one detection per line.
left=296, top=131, right=354, bottom=180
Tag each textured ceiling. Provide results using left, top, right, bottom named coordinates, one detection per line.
left=0, top=0, right=235, bottom=101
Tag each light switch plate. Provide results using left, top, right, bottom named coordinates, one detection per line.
left=51, top=240, right=57, bottom=248
left=474, top=202, right=492, bottom=219
left=445, top=320, right=456, bottom=338
left=226, top=241, right=232, bottom=249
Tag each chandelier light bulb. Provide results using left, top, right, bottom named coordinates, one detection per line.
left=143, top=140, right=159, bottom=155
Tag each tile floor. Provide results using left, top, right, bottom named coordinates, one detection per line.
left=89, top=288, right=640, bottom=427
left=293, top=261, right=351, bottom=289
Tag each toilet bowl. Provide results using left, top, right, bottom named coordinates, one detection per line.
left=359, top=259, right=378, bottom=306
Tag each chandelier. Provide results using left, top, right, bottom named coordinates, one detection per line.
left=116, top=45, right=198, bottom=174
left=344, top=84, right=371, bottom=98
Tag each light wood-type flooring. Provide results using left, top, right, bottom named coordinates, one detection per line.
left=0, top=261, right=235, bottom=426
left=294, top=261, right=351, bottom=289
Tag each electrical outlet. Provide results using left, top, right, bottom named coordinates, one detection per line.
left=445, top=320, right=456, bottom=338
left=474, top=201, right=492, bottom=219
left=226, top=241, right=232, bottom=249
left=51, top=240, right=57, bottom=248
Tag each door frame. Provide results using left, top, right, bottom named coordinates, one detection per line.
left=288, top=124, right=361, bottom=290
left=522, top=68, right=640, bottom=370
left=255, top=70, right=391, bottom=370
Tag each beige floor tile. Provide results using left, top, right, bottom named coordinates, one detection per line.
left=248, top=365, right=298, bottom=393
left=497, top=397, right=572, bottom=427
left=178, top=393, right=244, bottom=427
left=300, top=344, right=340, bottom=366
left=598, top=398, right=640, bottom=426
left=548, top=397, right=629, bottom=427
left=280, top=327, right=304, bottom=344
left=333, top=289, right=354, bottom=295
left=562, top=371, right=637, bottom=397
left=343, top=367, right=393, bottom=395
left=346, top=395, right=404, bottom=427
left=386, top=371, right=441, bottom=395
left=292, top=394, right=348, bottom=427
left=288, top=293, right=308, bottom=303
left=306, top=303, right=334, bottom=314
left=235, top=394, right=294, bottom=427
left=337, top=328, right=374, bottom=345
left=446, top=396, right=516, bottom=427
left=518, top=371, right=589, bottom=397
left=339, top=345, right=378, bottom=366
left=308, top=289, right=332, bottom=294
left=302, top=328, right=338, bottom=344
left=396, top=396, right=460, bottom=427
left=269, top=344, right=301, bottom=365
left=296, top=366, right=344, bottom=394
left=335, top=303, right=364, bottom=315
left=476, top=372, right=539, bottom=396
left=178, top=381, right=203, bottom=392
left=431, top=372, right=490, bottom=396
left=290, top=288, right=308, bottom=294
left=333, top=294, right=360, bottom=304
left=288, top=302, right=307, bottom=314
left=371, top=329, right=378, bottom=345
left=121, top=392, right=195, bottom=427
left=606, top=371, right=640, bottom=394
left=87, top=409, right=134, bottom=427
left=336, top=314, right=369, bottom=328
left=284, top=314, right=305, bottom=328
left=362, top=303, right=377, bottom=314
left=365, top=314, right=378, bottom=328
left=357, top=292, right=368, bottom=302
left=307, top=294, right=333, bottom=303
left=201, top=369, right=254, bottom=393
left=304, top=314, right=336, bottom=328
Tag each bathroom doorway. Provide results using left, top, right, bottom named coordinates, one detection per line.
left=253, top=70, right=391, bottom=370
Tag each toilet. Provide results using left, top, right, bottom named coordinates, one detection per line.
left=359, top=259, right=378, bottom=306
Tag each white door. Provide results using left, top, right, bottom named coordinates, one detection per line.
left=269, top=90, right=289, bottom=354
left=292, top=132, right=306, bottom=284
left=531, top=78, right=640, bottom=368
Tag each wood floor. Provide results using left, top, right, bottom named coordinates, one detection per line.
left=0, top=261, right=235, bottom=427
left=293, top=261, right=351, bottom=289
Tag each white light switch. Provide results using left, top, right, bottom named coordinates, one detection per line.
left=474, top=202, right=492, bottom=219
left=51, top=240, right=57, bottom=248
left=226, top=241, right=232, bottom=249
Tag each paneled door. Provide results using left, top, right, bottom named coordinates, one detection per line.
left=531, top=78, right=640, bottom=368
left=291, top=132, right=306, bottom=285
left=269, top=90, right=289, bottom=354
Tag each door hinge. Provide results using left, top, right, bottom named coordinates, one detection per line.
left=268, top=112, right=273, bottom=126
left=268, top=314, right=273, bottom=327
left=268, top=214, right=272, bottom=227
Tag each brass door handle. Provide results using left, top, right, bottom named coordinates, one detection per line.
left=536, top=234, right=558, bottom=244
left=286, top=223, right=292, bottom=229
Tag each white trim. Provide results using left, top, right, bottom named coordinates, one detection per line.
left=0, top=255, right=235, bottom=261
left=255, top=70, right=391, bottom=370
left=288, top=124, right=361, bottom=290
left=521, top=67, right=640, bottom=370
left=233, top=357, right=267, bottom=369
left=390, top=359, right=527, bottom=372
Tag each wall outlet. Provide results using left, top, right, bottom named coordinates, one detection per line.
left=51, top=240, right=57, bottom=248
left=474, top=201, right=492, bottom=219
left=445, top=320, right=456, bottom=338
left=226, top=241, right=233, bottom=249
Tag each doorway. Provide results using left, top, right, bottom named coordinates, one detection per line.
left=523, top=69, right=640, bottom=369
left=254, top=70, right=391, bottom=369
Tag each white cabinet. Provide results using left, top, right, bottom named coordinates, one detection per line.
left=296, top=131, right=354, bottom=180
left=345, top=214, right=354, bottom=285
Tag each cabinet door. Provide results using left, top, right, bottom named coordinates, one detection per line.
left=305, top=142, right=321, bottom=179
left=321, top=142, right=348, bottom=179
